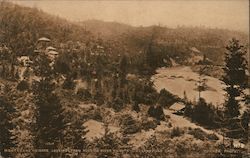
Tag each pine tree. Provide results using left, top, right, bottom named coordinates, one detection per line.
left=32, top=50, right=65, bottom=158
left=222, top=38, right=248, bottom=118
left=0, top=97, right=16, bottom=158
left=196, top=66, right=208, bottom=100
left=62, top=111, right=87, bottom=158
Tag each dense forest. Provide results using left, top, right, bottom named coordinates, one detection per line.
left=0, top=2, right=249, bottom=158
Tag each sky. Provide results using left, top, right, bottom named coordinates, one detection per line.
left=13, top=0, right=249, bottom=33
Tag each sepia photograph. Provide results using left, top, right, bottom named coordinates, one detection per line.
left=0, top=0, right=249, bottom=157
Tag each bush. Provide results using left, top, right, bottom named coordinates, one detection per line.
left=207, top=133, right=219, bottom=141
left=89, top=107, right=103, bottom=122
left=121, top=114, right=141, bottom=134
left=62, top=78, right=75, bottom=89
left=17, top=80, right=29, bottom=91
left=132, top=102, right=140, bottom=112
left=141, top=118, right=158, bottom=131
left=158, top=89, right=178, bottom=107
left=171, top=127, right=184, bottom=138
left=188, top=128, right=219, bottom=141
left=94, top=91, right=104, bottom=106
left=191, top=98, right=217, bottom=128
left=112, top=97, right=124, bottom=112
left=188, top=128, right=206, bottom=141
left=132, top=79, right=158, bottom=105
left=148, top=105, right=165, bottom=121
left=184, top=102, right=193, bottom=117
left=76, top=88, right=91, bottom=100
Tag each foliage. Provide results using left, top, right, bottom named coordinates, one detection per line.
left=62, top=76, right=75, bottom=90
left=0, top=97, right=16, bottom=158
left=148, top=105, right=165, bottom=121
left=76, top=88, right=91, bottom=101
left=32, top=49, right=66, bottom=157
left=240, top=110, right=249, bottom=143
left=158, top=88, right=178, bottom=107
left=62, top=108, right=87, bottom=157
left=121, top=114, right=141, bottom=134
left=188, top=128, right=219, bottom=141
left=0, top=2, right=91, bottom=56
left=132, top=79, right=158, bottom=105
left=222, top=38, right=248, bottom=118
left=185, top=98, right=218, bottom=128
left=141, top=117, right=158, bottom=131
left=170, top=127, right=184, bottom=138
left=16, top=80, right=29, bottom=91
left=112, top=96, right=124, bottom=112
left=90, top=124, right=124, bottom=158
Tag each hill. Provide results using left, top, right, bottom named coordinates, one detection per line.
left=0, top=1, right=248, bottom=65
left=0, top=2, right=92, bottom=56
left=80, top=20, right=248, bottom=65
left=80, top=20, right=133, bottom=38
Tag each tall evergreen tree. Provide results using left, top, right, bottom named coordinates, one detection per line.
left=0, top=97, right=16, bottom=158
left=32, top=51, right=65, bottom=157
left=222, top=38, right=248, bottom=118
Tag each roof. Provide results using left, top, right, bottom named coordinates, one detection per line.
left=46, top=46, right=56, bottom=51
left=38, top=37, right=51, bottom=42
left=17, top=56, right=30, bottom=62
left=126, top=74, right=137, bottom=81
left=189, top=47, right=201, bottom=53
left=48, top=50, right=59, bottom=55
left=169, top=102, right=185, bottom=111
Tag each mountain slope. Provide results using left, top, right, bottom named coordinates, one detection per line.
left=80, top=20, right=249, bottom=65
left=80, top=20, right=133, bottom=38
left=0, top=2, right=92, bottom=56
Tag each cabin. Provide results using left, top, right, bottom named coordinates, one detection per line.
left=36, top=37, right=51, bottom=51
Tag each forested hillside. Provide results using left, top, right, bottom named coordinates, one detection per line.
left=0, top=2, right=92, bottom=56
left=80, top=20, right=248, bottom=65
left=1, top=1, right=248, bottom=64
left=0, top=2, right=249, bottom=158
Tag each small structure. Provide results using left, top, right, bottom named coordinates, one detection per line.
left=169, top=102, right=185, bottom=115
left=46, top=46, right=56, bottom=51
left=36, top=37, right=51, bottom=50
left=47, top=50, right=59, bottom=60
left=38, top=37, right=51, bottom=42
left=189, top=47, right=201, bottom=53
left=126, top=73, right=137, bottom=81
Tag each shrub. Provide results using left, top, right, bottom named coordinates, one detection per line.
left=141, top=118, right=158, bottom=131
left=158, top=89, right=178, bottom=107
left=89, top=107, right=103, bottom=122
left=132, top=102, right=140, bottom=112
left=188, top=128, right=206, bottom=141
left=17, top=80, right=29, bottom=91
left=132, top=79, right=158, bottom=105
left=121, top=114, right=141, bottom=134
left=184, top=102, right=193, bottom=117
left=148, top=105, right=165, bottom=121
left=94, top=91, right=104, bottom=106
left=171, top=127, right=184, bottom=138
left=112, top=97, right=124, bottom=112
left=207, top=133, right=219, bottom=141
left=62, top=78, right=75, bottom=89
left=76, top=88, right=91, bottom=100
left=191, top=98, right=217, bottom=128
left=188, top=128, right=219, bottom=141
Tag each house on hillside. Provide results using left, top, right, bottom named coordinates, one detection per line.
left=169, top=102, right=185, bottom=115
left=47, top=50, right=59, bottom=61
left=46, top=46, right=56, bottom=51
left=36, top=37, right=51, bottom=52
